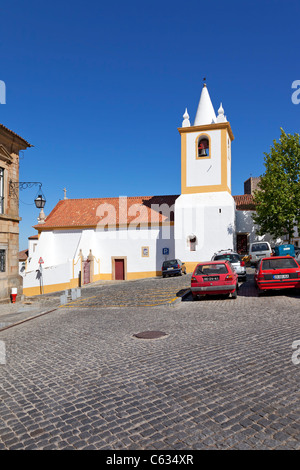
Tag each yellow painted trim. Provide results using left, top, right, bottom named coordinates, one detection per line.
left=181, top=132, right=187, bottom=195
left=195, top=133, right=211, bottom=160
left=72, top=253, right=82, bottom=280
left=23, top=281, right=74, bottom=297
left=99, top=273, right=113, bottom=281
left=182, top=261, right=201, bottom=273
left=97, top=271, right=163, bottom=281
left=181, top=126, right=232, bottom=195
left=178, top=121, right=234, bottom=141
left=127, top=271, right=162, bottom=280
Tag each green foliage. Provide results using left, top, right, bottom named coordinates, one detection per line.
left=252, top=128, right=300, bottom=243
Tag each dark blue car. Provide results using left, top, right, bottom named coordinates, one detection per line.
left=162, top=259, right=186, bottom=278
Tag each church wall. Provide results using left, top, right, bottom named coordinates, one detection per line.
left=235, top=209, right=284, bottom=246
left=174, top=191, right=235, bottom=273
left=91, top=225, right=175, bottom=280
left=23, top=225, right=176, bottom=294
left=186, top=130, right=222, bottom=188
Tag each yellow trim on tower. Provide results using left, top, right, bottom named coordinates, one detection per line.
left=178, top=121, right=234, bottom=141
left=180, top=124, right=233, bottom=195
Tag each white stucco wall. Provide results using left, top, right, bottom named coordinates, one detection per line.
left=174, top=191, right=236, bottom=263
left=23, top=260, right=73, bottom=291
left=186, top=130, right=222, bottom=188
left=24, top=225, right=176, bottom=285
left=235, top=210, right=284, bottom=246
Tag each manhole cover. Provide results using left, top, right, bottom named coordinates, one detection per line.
left=133, top=330, right=167, bottom=340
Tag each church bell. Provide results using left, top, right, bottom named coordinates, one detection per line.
left=198, top=147, right=208, bottom=157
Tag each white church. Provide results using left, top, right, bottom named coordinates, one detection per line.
left=22, top=83, right=271, bottom=296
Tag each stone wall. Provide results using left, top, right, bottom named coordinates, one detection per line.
left=0, top=126, right=31, bottom=302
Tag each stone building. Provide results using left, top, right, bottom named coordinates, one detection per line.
left=244, top=176, right=261, bottom=195
left=0, top=124, right=31, bottom=302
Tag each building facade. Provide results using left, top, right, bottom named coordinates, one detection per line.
left=0, top=124, right=31, bottom=301
left=22, top=84, right=283, bottom=296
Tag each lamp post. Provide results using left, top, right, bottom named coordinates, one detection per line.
left=9, top=181, right=46, bottom=222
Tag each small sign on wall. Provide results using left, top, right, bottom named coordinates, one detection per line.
left=141, top=246, right=149, bottom=257
left=162, top=248, right=169, bottom=255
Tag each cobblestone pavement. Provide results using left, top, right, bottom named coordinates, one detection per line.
left=64, top=274, right=191, bottom=309
left=0, top=271, right=299, bottom=450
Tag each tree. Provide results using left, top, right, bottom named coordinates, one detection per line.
left=252, top=128, right=300, bottom=243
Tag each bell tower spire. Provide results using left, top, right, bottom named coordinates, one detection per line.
left=178, top=83, right=234, bottom=195
left=194, top=80, right=217, bottom=126
left=175, top=83, right=236, bottom=270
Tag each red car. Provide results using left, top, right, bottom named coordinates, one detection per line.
left=255, top=256, right=300, bottom=294
left=191, top=260, right=239, bottom=300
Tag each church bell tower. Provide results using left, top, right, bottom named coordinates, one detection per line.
left=174, top=82, right=236, bottom=272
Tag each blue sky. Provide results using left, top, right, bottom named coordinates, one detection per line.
left=1, top=0, right=300, bottom=249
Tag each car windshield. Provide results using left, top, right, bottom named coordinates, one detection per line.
left=262, top=258, right=298, bottom=270
left=163, top=260, right=178, bottom=267
left=195, top=263, right=228, bottom=275
left=251, top=243, right=269, bottom=252
left=214, top=254, right=240, bottom=263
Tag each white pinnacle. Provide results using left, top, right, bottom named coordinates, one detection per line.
left=194, top=84, right=216, bottom=126
left=182, top=108, right=190, bottom=127
left=216, top=102, right=227, bottom=122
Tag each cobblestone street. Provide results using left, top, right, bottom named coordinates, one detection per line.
left=0, top=271, right=299, bottom=450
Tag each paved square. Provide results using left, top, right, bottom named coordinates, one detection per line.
left=0, top=273, right=299, bottom=450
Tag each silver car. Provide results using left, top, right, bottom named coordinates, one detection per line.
left=211, top=250, right=247, bottom=282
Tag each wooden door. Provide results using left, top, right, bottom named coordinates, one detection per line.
left=237, top=234, right=248, bottom=254
left=115, top=259, right=125, bottom=280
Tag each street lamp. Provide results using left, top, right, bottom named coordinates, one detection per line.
left=9, top=181, right=47, bottom=223
left=34, top=187, right=46, bottom=209
left=34, top=185, right=47, bottom=224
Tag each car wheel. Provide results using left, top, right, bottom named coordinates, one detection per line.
left=231, top=285, right=238, bottom=299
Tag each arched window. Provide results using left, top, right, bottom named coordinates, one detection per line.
left=197, top=137, right=209, bottom=158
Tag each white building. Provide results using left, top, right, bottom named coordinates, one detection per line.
left=22, top=83, right=276, bottom=296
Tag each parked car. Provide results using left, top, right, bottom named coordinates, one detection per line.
left=211, top=249, right=247, bottom=281
left=254, top=256, right=300, bottom=295
left=273, top=244, right=295, bottom=257
left=191, top=260, right=239, bottom=300
left=162, top=259, right=186, bottom=277
left=249, top=241, right=272, bottom=265
left=294, top=245, right=300, bottom=257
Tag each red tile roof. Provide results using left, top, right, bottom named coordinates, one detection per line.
left=0, top=123, right=32, bottom=148
left=233, top=194, right=256, bottom=210
left=19, top=249, right=29, bottom=261
left=34, top=193, right=256, bottom=230
left=34, top=195, right=179, bottom=230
